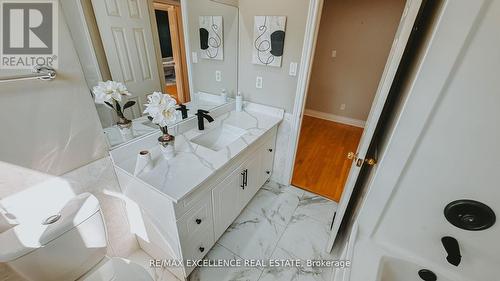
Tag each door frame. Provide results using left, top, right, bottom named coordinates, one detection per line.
left=283, top=0, right=325, bottom=186
left=284, top=0, right=424, bottom=249
left=150, top=0, right=191, bottom=103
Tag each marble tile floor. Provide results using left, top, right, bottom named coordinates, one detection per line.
left=189, top=181, right=338, bottom=281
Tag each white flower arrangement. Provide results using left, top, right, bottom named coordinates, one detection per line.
left=93, top=81, right=130, bottom=103
left=92, top=81, right=135, bottom=121
left=143, top=92, right=178, bottom=128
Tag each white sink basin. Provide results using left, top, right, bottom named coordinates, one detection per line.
left=191, top=124, right=247, bottom=151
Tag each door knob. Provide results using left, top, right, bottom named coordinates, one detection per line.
left=365, top=158, right=377, bottom=166
left=199, top=247, right=205, bottom=253
left=347, top=152, right=376, bottom=166
left=347, top=152, right=358, bottom=160
left=195, top=219, right=202, bottom=224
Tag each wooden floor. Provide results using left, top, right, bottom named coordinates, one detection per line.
left=165, top=84, right=178, bottom=101
left=291, top=115, right=363, bottom=202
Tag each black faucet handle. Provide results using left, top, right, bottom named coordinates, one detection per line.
left=441, top=236, right=461, bottom=266
left=197, top=109, right=210, bottom=115
left=176, top=104, right=187, bottom=110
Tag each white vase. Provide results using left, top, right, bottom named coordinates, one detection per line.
left=134, top=150, right=154, bottom=175
left=158, top=130, right=175, bottom=160
left=118, top=126, right=133, bottom=141
left=117, top=118, right=134, bottom=141
left=159, top=143, right=175, bottom=160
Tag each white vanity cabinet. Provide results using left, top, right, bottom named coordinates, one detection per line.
left=115, top=125, right=278, bottom=280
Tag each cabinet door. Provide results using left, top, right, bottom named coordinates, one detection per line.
left=212, top=166, right=246, bottom=239
left=241, top=152, right=263, bottom=207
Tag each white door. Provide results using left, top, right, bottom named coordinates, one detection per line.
left=326, top=0, right=423, bottom=250
left=212, top=166, right=246, bottom=239
left=91, top=0, right=162, bottom=119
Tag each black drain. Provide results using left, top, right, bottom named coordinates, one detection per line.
left=444, top=199, right=496, bottom=231
left=418, top=269, right=437, bottom=281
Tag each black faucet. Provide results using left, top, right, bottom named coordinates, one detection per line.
left=441, top=236, right=461, bottom=266
left=176, top=104, right=189, bottom=119
left=196, top=109, right=214, bottom=130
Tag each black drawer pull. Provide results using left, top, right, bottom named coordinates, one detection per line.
left=195, top=218, right=202, bottom=224
left=268, top=148, right=273, bottom=152
left=241, top=171, right=246, bottom=189
left=199, top=247, right=205, bottom=253
left=266, top=171, right=271, bottom=174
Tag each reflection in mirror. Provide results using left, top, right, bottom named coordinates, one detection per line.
left=63, top=0, right=238, bottom=148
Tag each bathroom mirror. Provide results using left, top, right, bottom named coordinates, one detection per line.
left=61, top=0, right=238, bottom=148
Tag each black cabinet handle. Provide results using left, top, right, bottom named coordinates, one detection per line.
left=199, top=247, right=205, bottom=253
left=268, top=148, right=273, bottom=152
left=244, top=169, right=248, bottom=187
left=195, top=219, right=202, bottom=224
left=266, top=171, right=271, bottom=175
left=241, top=171, right=245, bottom=189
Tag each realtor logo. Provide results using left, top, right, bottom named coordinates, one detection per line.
left=0, top=0, right=58, bottom=69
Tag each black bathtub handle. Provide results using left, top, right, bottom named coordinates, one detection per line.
left=441, top=236, right=461, bottom=266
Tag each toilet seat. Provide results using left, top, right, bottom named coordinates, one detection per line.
left=80, top=257, right=153, bottom=281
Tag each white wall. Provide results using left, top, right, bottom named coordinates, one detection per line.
left=185, top=0, right=239, bottom=96
left=0, top=4, right=108, bottom=176
left=238, top=0, right=310, bottom=113
left=305, top=0, right=405, bottom=121
left=354, top=1, right=500, bottom=280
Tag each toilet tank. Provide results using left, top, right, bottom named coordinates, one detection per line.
left=0, top=193, right=108, bottom=281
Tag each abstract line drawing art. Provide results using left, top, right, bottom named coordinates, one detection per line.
left=199, top=16, right=224, bottom=60
left=253, top=16, right=286, bottom=67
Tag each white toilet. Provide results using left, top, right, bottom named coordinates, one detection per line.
left=0, top=193, right=153, bottom=281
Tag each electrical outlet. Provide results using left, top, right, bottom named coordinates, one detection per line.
left=215, top=71, right=222, bottom=82
left=340, top=104, right=346, bottom=110
left=256, top=76, right=263, bottom=89
left=289, top=62, right=298, bottom=76
left=331, top=50, right=337, bottom=58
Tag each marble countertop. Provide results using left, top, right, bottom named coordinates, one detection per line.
left=111, top=103, right=284, bottom=202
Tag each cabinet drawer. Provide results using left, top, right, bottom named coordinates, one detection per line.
left=262, top=129, right=277, bottom=183
left=181, top=224, right=215, bottom=275
left=177, top=196, right=213, bottom=239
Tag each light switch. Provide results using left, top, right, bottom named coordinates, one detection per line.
left=289, top=62, right=298, bottom=76
left=256, top=76, right=263, bottom=89
left=192, top=52, right=198, bottom=63
left=215, top=71, right=222, bottom=82
left=331, top=50, right=337, bottom=58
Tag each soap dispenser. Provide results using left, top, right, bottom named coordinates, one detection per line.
left=236, top=91, right=243, bottom=112
left=220, top=89, right=228, bottom=103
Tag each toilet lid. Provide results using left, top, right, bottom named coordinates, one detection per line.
left=81, top=258, right=153, bottom=281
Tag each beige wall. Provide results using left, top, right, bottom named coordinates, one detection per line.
left=0, top=5, right=108, bottom=176
left=306, top=0, right=405, bottom=121
left=185, top=0, right=239, bottom=96
left=238, top=0, right=310, bottom=113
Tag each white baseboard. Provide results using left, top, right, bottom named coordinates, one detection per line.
left=304, top=109, right=366, bottom=128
